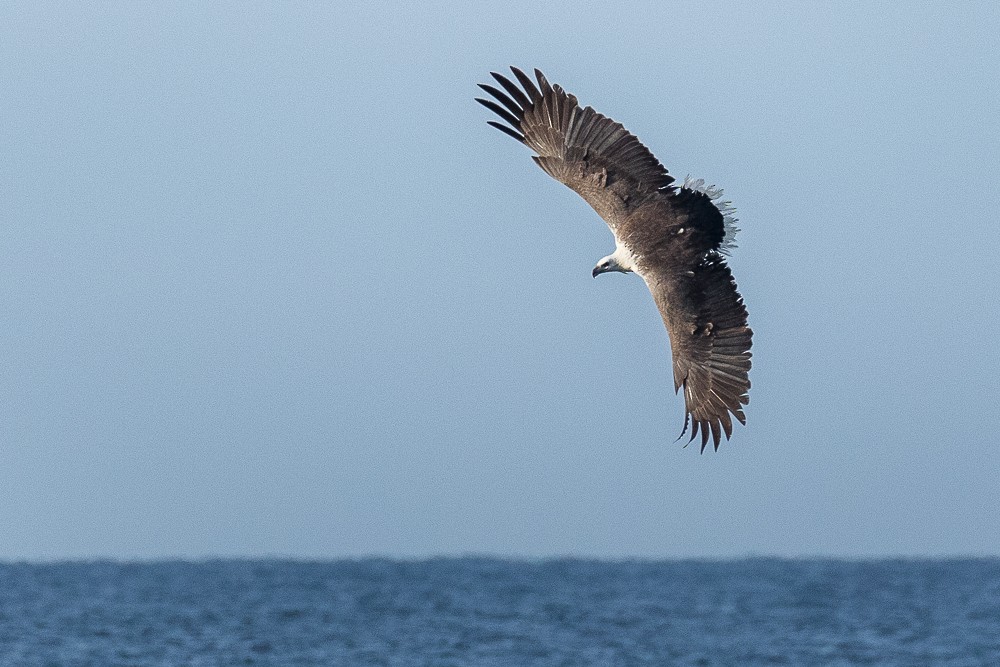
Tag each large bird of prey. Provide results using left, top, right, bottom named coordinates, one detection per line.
left=477, top=67, right=752, bottom=451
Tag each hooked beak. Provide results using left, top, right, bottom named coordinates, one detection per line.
left=592, top=263, right=611, bottom=278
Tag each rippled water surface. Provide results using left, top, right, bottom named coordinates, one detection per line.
left=2, top=558, right=999, bottom=665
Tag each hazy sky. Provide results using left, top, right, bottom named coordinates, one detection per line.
left=2, top=1, right=998, bottom=560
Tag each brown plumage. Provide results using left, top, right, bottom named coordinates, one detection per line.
left=477, top=67, right=752, bottom=452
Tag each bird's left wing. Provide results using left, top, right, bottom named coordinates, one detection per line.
left=643, top=253, right=752, bottom=452
left=477, top=67, right=674, bottom=229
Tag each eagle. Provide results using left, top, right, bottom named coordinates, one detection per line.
left=477, top=67, right=752, bottom=452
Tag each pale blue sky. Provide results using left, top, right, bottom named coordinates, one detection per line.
left=1, top=1, right=998, bottom=559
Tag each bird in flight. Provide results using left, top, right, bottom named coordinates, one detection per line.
left=477, top=67, right=752, bottom=451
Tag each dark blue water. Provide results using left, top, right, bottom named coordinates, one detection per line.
left=2, top=558, right=998, bottom=665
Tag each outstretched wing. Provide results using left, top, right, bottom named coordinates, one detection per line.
left=476, top=67, right=674, bottom=228
left=645, top=253, right=752, bottom=452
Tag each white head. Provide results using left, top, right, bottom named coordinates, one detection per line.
left=592, top=243, right=638, bottom=277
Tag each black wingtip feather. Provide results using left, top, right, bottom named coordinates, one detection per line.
left=486, top=120, right=524, bottom=142
left=477, top=84, right=522, bottom=118
left=476, top=98, right=521, bottom=129
left=491, top=71, right=531, bottom=110
left=675, top=411, right=690, bottom=443
left=510, top=66, right=542, bottom=102
left=534, top=68, right=552, bottom=96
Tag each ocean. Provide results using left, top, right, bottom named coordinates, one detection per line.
left=2, top=558, right=998, bottom=665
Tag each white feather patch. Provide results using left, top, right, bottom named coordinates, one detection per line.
left=682, top=175, right=740, bottom=255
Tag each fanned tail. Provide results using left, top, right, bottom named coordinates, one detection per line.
left=682, top=175, right=740, bottom=255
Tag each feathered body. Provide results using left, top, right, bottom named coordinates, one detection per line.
left=477, top=68, right=752, bottom=451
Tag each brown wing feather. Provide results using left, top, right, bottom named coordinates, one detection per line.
left=645, top=254, right=752, bottom=452
left=477, top=67, right=675, bottom=228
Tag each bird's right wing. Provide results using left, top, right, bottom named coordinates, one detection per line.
left=643, top=253, right=752, bottom=452
left=477, top=67, right=675, bottom=228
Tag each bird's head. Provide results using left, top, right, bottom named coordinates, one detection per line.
left=592, top=253, right=631, bottom=278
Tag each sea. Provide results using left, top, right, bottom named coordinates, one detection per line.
left=2, top=558, right=998, bottom=666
